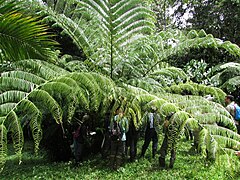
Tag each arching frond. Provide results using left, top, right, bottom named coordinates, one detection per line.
left=194, top=113, right=236, bottom=131
left=28, top=90, right=62, bottom=124
left=198, top=128, right=209, bottom=154
left=5, top=111, right=23, bottom=163
left=204, top=124, right=240, bottom=142
left=221, top=76, right=240, bottom=93
left=0, top=103, right=16, bottom=116
left=14, top=60, right=67, bottom=80
left=149, top=66, right=188, bottom=83
left=0, top=124, right=7, bottom=171
left=0, top=0, right=57, bottom=61
left=66, top=72, right=101, bottom=111
left=0, top=90, right=27, bottom=106
left=41, top=82, right=77, bottom=122
left=17, top=99, right=42, bottom=154
left=146, top=98, right=168, bottom=110
left=166, top=82, right=226, bottom=104
left=145, top=30, right=240, bottom=75
left=0, top=77, right=36, bottom=93
left=127, top=77, right=165, bottom=93
left=1, top=71, right=46, bottom=85
left=213, top=135, right=240, bottom=151
left=159, top=102, right=179, bottom=116
left=55, top=76, right=89, bottom=110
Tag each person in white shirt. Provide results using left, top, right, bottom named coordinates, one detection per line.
left=225, top=95, right=240, bottom=134
left=225, top=95, right=236, bottom=117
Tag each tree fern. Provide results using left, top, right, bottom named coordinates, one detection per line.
left=1, top=63, right=240, bottom=169
left=36, top=0, right=155, bottom=79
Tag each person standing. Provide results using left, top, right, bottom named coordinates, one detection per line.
left=126, top=119, right=138, bottom=162
left=225, top=95, right=240, bottom=134
left=109, top=108, right=128, bottom=170
left=72, top=114, right=90, bottom=166
left=140, top=107, right=160, bottom=159
left=159, top=112, right=175, bottom=169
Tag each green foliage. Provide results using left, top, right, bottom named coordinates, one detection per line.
left=184, top=59, right=212, bottom=84
left=0, top=0, right=57, bottom=62
left=37, top=0, right=155, bottom=79
left=1, top=139, right=240, bottom=179
left=0, top=0, right=240, bottom=173
left=165, top=82, right=226, bottom=104
left=176, top=0, right=240, bottom=46
left=210, top=62, right=240, bottom=93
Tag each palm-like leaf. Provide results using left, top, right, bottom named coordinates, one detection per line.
left=0, top=0, right=57, bottom=62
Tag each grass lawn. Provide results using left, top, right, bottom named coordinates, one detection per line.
left=2, top=138, right=240, bottom=180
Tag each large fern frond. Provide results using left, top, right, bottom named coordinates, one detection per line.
left=17, top=99, right=42, bottom=154
left=5, top=111, right=23, bottom=163
left=28, top=90, right=62, bottom=124
left=0, top=0, right=57, bottom=61
left=0, top=124, right=7, bottom=171
left=13, top=59, right=67, bottom=80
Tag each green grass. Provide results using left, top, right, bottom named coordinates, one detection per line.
left=1, top=139, right=240, bottom=180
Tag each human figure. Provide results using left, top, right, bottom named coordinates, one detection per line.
left=72, top=114, right=90, bottom=165
left=225, top=95, right=240, bottom=134
left=109, top=108, right=129, bottom=170
left=235, top=151, right=240, bottom=156
left=126, top=119, right=138, bottom=162
left=159, top=112, right=176, bottom=169
left=140, top=107, right=160, bottom=158
left=101, top=111, right=112, bottom=158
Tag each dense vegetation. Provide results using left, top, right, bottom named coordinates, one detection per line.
left=0, top=0, right=240, bottom=178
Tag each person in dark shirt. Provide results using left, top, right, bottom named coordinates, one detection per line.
left=140, top=107, right=160, bottom=158
left=72, top=114, right=90, bottom=165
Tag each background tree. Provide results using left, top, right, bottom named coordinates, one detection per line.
left=172, top=0, right=240, bottom=46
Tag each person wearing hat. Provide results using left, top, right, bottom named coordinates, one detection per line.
left=140, top=106, right=160, bottom=159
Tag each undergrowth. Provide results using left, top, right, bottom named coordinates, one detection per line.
left=1, top=138, right=240, bottom=180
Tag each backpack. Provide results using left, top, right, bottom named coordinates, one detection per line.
left=110, top=120, right=122, bottom=141
left=234, top=104, right=240, bottom=121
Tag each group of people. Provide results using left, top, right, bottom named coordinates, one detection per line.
left=71, top=94, right=240, bottom=169
left=70, top=106, right=180, bottom=170
left=101, top=106, right=176, bottom=170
